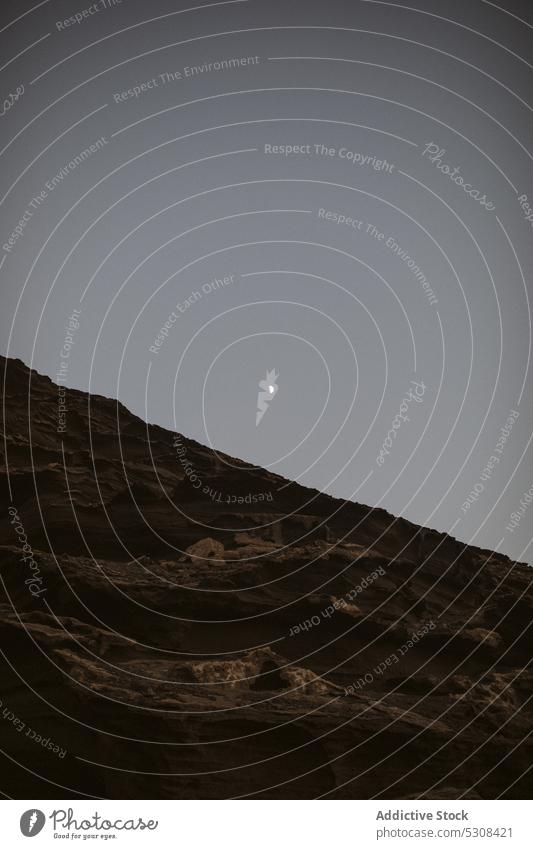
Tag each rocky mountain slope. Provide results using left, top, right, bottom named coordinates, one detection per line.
left=1, top=355, right=531, bottom=799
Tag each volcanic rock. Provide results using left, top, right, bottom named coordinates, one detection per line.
left=0, top=355, right=531, bottom=799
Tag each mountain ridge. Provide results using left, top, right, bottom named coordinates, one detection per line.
left=0, top=354, right=531, bottom=799
left=1, top=354, right=517, bottom=567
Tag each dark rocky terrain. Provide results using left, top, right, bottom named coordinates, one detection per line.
left=1, top=355, right=532, bottom=799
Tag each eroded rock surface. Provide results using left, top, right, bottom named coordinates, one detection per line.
left=0, top=356, right=531, bottom=799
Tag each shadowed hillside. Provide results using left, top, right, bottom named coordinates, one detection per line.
left=1, top=355, right=531, bottom=799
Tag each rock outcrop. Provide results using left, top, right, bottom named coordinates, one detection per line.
left=1, top=356, right=531, bottom=799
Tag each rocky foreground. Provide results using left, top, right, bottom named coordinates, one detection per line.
left=0, top=355, right=532, bottom=799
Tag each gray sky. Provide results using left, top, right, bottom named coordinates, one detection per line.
left=1, top=0, right=532, bottom=563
